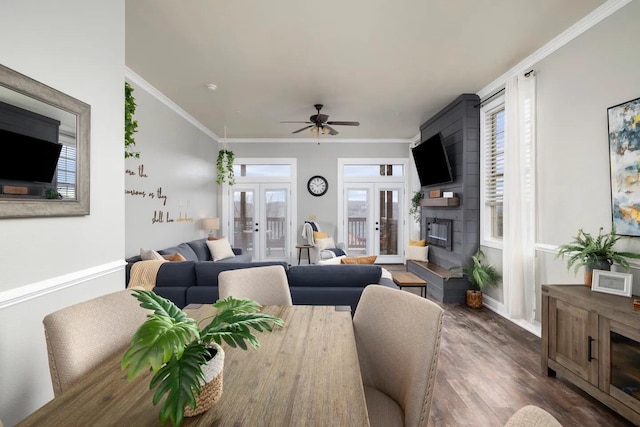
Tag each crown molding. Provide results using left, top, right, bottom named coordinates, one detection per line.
left=226, top=138, right=413, bottom=144
left=477, top=0, right=633, bottom=99
left=125, top=66, right=219, bottom=141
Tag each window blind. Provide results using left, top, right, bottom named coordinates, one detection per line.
left=484, top=107, right=505, bottom=206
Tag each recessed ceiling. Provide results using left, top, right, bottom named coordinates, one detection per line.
left=126, top=0, right=606, bottom=141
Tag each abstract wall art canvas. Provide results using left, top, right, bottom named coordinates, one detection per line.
left=608, top=96, right=640, bottom=236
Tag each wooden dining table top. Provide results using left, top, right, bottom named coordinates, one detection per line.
left=18, top=305, right=370, bottom=427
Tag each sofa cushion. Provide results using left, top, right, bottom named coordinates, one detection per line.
left=288, top=265, right=382, bottom=288
left=158, top=243, right=198, bottom=261
left=140, top=248, right=164, bottom=261
left=340, top=255, right=377, bottom=265
left=155, top=261, right=197, bottom=288
left=195, top=261, right=289, bottom=287
left=206, top=237, right=236, bottom=261
left=186, top=238, right=212, bottom=261
left=162, top=253, right=187, bottom=262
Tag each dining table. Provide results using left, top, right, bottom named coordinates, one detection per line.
left=18, top=305, right=370, bottom=426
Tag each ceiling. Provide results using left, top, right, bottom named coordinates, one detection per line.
left=125, top=0, right=606, bottom=141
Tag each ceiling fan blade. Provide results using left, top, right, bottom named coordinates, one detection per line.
left=324, top=125, right=339, bottom=135
left=292, top=125, right=313, bottom=134
left=326, top=121, right=360, bottom=126
left=281, top=121, right=312, bottom=124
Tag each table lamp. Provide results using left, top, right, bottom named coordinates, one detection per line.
left=201, top=217, right=220, bottom=240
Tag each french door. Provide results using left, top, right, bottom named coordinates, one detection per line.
left=230, top=183, right=290, bottom=262
left=343, top=183, right=404, bottom=264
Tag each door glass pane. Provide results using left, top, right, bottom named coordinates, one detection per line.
left=233, top=190, right=255, bottom=257
left=264, top=189, right=287, bottom=258
left=347, top=189, right=368, bottom=256
left=379, top=189, right=399, bottom=255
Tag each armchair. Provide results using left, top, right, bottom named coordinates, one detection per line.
left=301, top=220, right=347, bottom=264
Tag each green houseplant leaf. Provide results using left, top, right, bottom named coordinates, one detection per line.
left=124, top=82, right=140, bottom=159
left=121, top=290, right=283, bottom=427
left=450, top=249, right=502, bottom=291
left=556, top=226, right=640, bottom=273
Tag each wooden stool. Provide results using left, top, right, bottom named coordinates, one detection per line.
left=392, top=271, right=427, bottom=297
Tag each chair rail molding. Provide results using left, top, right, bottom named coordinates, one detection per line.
left=0, top=260, right=125, bottom=309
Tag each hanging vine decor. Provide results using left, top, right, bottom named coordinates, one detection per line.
left=409, top=190, right=423, bottom=222
left=125, top=82, right=140, bottom=159
left=216, top=149, right=235, bottom=185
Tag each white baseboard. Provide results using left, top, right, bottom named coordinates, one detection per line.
left=482, top=294, right=541, bottom=337
left=0, top=260, right=126, bottom=309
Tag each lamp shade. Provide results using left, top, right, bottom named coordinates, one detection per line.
left=201, top=217, right=219, bottom=231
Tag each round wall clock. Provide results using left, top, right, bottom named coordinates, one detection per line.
left=307, top=175, right=328, bottom=197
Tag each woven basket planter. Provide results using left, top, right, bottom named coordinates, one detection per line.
left=185, top=343, right=225, bottom=417
left=466, top=290, right=483, bottom=309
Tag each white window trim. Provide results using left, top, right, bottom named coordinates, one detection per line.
left=480, top=95, right=505, bottom=250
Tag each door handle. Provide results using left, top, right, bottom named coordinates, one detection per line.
left=587, top=336, right=594, bottom=362
left=255, top=229, right=259, bottom=232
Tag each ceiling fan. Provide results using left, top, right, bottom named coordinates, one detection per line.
left=281, top=104, right=360, bottom=136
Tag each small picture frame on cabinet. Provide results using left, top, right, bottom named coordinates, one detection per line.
left=591, top=270, right=632, bottom=297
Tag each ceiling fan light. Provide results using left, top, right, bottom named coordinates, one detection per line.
left=310, top=126, right=319, bottom=136
left=322, top=126, right=331, bottom=135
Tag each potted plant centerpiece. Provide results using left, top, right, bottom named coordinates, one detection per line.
left=121, top=290, right=284, bottom=427
left=409, top=191, right=423, bottom=222
left=556, top=226, right=640, bottom=286
left=452, top=249, right=502, bottom=308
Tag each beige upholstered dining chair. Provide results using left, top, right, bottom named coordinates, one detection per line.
left=218, top=265, right=293, bottom=306
left=43, top=289, right=149, bottom=396
left=353, top=285, right=444, bottom=427
left=504, top=405, right=562, bottom=426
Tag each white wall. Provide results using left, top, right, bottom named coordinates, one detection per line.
left=124, top=78, right=218, bottom=258
left=0, top=1, right=125, bottom=425
left=482, top=1, right=640, bottom=319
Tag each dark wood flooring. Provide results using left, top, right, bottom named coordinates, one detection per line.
left=380, top=264, right=633, bottom=427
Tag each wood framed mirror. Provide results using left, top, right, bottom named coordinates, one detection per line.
left=0, top=64, right=90, bottom=218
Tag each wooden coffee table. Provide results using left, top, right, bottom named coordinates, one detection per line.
left=392, top=271, right=427, bottom=297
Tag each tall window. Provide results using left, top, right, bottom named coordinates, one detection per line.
left=481, top=96, right=505, bottom=246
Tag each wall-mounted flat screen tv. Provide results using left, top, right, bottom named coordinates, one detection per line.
left=411, top=132, right=453, bottom=187
left=0, top=128, right=62, bottom=183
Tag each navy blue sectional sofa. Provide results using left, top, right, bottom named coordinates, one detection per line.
left=149, top=262, right=395, bottom=313
left=125, top=238, right=396, bottom=312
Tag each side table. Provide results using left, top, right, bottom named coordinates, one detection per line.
left=295, top=244, right=313, bottom=265
left=392, top=271, right=427, bottom=297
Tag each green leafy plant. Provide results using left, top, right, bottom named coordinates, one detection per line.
left=451, top=249, right=502, bottom=291
left=216, top=149, right=235, bottom=185
left=121, top=290, right=283, bottom=427
left=125, top=82, right=140, bottom=159
left=408, top=191, right=423, bottom=222
left=45, top=188, right=62, bottom=199
left=556, top=225, right=640, bottom=273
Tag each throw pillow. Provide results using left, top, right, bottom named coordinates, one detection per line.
left=206, top=237, right=236, bottom=261
left=162, top=253, right=187, bottom=262
left=340, top=255, right=377, bottom=265
left=409, top=239, right=426, bottom=246
left=318, top=255, right=347, bottom=265
left=316, top=237, right=336, bottom=252
left=313, top=231, right=329, bottom=241
left=406, top=245, right=429, bottom=262
left=140, top=248, right=164, bottom=261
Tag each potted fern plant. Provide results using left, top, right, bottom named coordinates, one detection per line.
left=452, top=249, right=502, bottom=308
left=121, top=290, right=283, bottom=427
left=556, top=225, right=640, bottom=286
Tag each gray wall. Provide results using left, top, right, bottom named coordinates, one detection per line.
left=228, top=141, right=410, bottom=240
left=0, top=1, right=125, bottom=424
left=124, top=80, right=218, bottom=258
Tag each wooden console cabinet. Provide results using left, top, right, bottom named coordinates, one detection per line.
left=542, top=285, right=640, bottom=425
